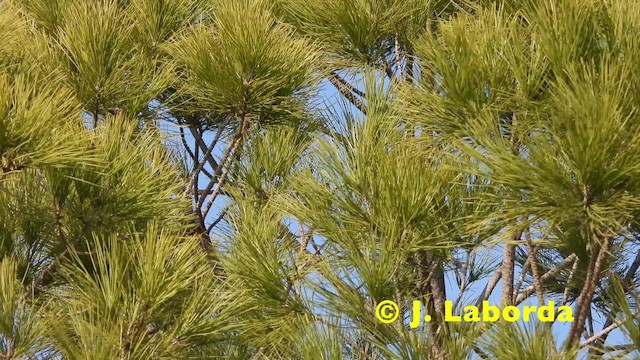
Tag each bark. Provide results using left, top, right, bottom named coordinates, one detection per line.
left=515, top=253, right=577, bottom=304
left=501, top=230, right=521, bottom=306
left=406, top=54, right=414, bottom=84
left=330, top=72, right=365, bottom=97
left=524, top=229, right=544, bottom=306
left=417, top=251, right=447, bottom=360
left=192, top=221, right=225, bottom=277
left=327, top=74, right=367, bottom=114
left=566, top=235, right=612, bottom=347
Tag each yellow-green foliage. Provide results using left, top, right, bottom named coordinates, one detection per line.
left=1, top=0, right=640, bottom=359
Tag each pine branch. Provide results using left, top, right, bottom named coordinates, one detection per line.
left=580, top=310, right=640, bottom=348
left=476, top=269, right=501, bottom=308
left=524, top=228, right=544, bottom=306
left=567, top=235, right=612, bottom=347
left=513, top=256, right=530, bottom=300
left=501, top=230, right=521, bottom=306
left=515, top=253, right=577, bottom=304
left=206, top=206, right=227, bottom=234
left=330, top=72, right=365, bottom=97
left=200, top=119, right=248, bottom=221
left=189, top=121, right=225, bottom=180
left=327, top=74, right=367, bottom=114
left=25, top=249, right=69, bottom=299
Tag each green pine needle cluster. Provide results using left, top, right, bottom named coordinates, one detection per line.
left=1, top=0, right=640, bottom=359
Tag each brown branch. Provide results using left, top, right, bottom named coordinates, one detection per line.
left=417, top=251, right=447, bottom=360
left=501, top=113, right=524, bottom=306
left=3, top=336, right=14, bottom=359
left=580, top=309, right=640, bottom=348
left=294, top=224, right=315, bottom=277
left=189, top=120, right=227, bottom=185
left=383, top=60, right=395, bottom=80
left=327, top=75, right=367, bottom=114
left=623, top=250, right=640, bottom=286
left=567, top=235, right=612, bottom=347
left=394, top=36, right=403, bottom=79
left=515, top=253, right=577, bottom=304
left=191, top=115, right=246, bottom=275
left=430, top=262, right=447, bottom=330
left=562, top=255, right=579, bottom=306
left=501, top=229, right=522, bottom=306
left=452, top=253, right=472, bottom=310
left=191, top=188, right=232, bottom=197
left=24, top=249, right=69, bottom=299
left=93, top=100, right=100, bottom=129
left=513, top=256, right=530, bottom=300
left=195, top=124, right=243, bottom=213
left=189, top=120, right=228, bottom=211
left=206, top=206, right=227, bottom=234
left=406, top=54, right=414, bottom=84
left=179, top=126, right=196, bottom=165
left=476, top=269, right=501, bottom=308
left=524, top=228, right=544, bottom=306
left=179, top=126, right=214, bottom=181
left=200, top=121, right=247, bottom=221
left=298, top=224, right=311, bottom=255
left=330, top=72, right=365, bottom=97
left=200, top=147, right=236, bottom=221
left=192, top=221, right=224, bottom=277
left=188, top=124, right=220, bottom=172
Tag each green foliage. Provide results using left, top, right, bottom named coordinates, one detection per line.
left=1, top=0, right=640, bottom=358
left=274, top=0, right=455, bottom=67
left=49, top=224, right=245, bottom=359
left=0, top=73, right=90, bottom=177
left=0, top=258, right=47, bottom=358
left=480, top=322, right=578, bottom=360
left=167, top=0, right=320, bottom=120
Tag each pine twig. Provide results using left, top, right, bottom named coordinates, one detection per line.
left=327, top=74, right=367, bottom=114
left=515, top=253, right=577, bottom=305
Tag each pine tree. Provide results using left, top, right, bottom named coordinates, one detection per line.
left=0, top=0, right=639, bottom=359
